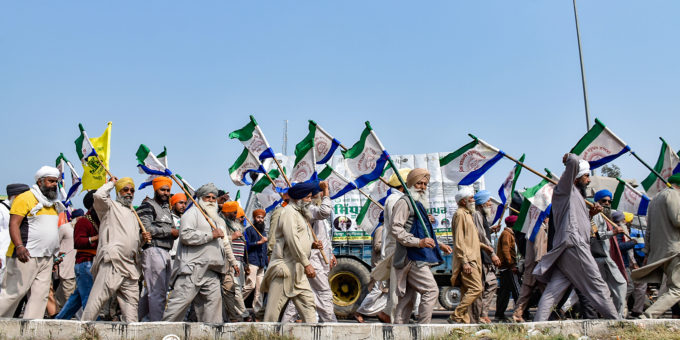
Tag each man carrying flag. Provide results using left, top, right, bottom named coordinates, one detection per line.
left=531, top=154, right=618, bottom=321
left=390, top=169, right=451, bottom=324
left=82, top=177, right=152, bottom=322
left=137, top=176, right=177, bottom=321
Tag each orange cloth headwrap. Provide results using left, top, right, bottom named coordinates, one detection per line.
left=222, top=201, right=239, bottom=213
left=170, top=193, right=186, bottom=207
left=237, top=207, right=245, bottom=219
left=152, top=176, right=173, bottom=191
left=252, top=209, right=266, bottom=219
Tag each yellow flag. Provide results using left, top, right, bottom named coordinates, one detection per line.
left=81, top=122, right=112, bottom=190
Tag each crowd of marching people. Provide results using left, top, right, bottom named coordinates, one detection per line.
left=1, top=152, right=680, bottom=324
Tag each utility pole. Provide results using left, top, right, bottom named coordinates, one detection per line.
left=282, top=120, right=288, bottom=155
left=573, top=0, right=591, bottom=131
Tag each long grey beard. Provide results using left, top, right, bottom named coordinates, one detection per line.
left=117, top=195, right=133, bottom=207
left=482, top=206, right=494, bottom=224
left=199, top=200, right=223, bottom=226
left=466, top=201, right=476, bottom=212
left=293, top=199, right=313, bottom=220
left=40, top=183, right=58, bottom=201
left=408, top=186, right=430, bottom=210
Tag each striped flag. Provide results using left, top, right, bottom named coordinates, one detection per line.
left=571, top=118, right=630, bottom=170
left=136, top=144, right=172, bottom=190
left=55, top=153, right=81, bottom=206
left=229, top=148, right=266, bottom=186
left=613, top=178, right=650, bottom=216
left=290, top=127, right=318, bottom=184
left=514, top=170, right=558, bottom=242
left=318, top=165, right=357, bottom=199
left=342, top=122, right=389, bottom=189
left=251, top=168, right=286, bottom=213
left=641, top=137, right=680, bottom=198
left=229, top=115, right=275, bottom=161
left=308, top=121, right=341, bottom=164
left=439, top=136, right=504, bottom=186
left=493, top=154, right=525, bottom=224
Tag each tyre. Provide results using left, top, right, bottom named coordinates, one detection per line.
left=329, top=257, right=371, bottom=318
left=438, top=286, right=461, bottom=311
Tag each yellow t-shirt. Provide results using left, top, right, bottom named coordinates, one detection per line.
left=7, top=190, right=59, bottom=257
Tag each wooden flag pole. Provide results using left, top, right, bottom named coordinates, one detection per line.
left=244, top=214, right=264, bottom=238
left=169, top=174, right=219, bottom=231
left=631, top=150, right=671, bottom=188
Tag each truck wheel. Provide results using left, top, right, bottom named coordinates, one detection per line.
left=438, top=286, right=461, bottom=311
left=330, top=257, right=371, bottom=318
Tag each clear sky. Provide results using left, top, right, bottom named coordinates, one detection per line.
left=1, top=1, right=678, bottom=207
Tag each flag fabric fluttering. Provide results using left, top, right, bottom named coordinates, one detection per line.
left=56, top=153, right=81, bottom=206
left=136, top=145, right=172, bottom=190
left=317, top=165, right=357, bottom=200
left=355, top=179, right=391, bottom=234
left=641, top=138, right=680, bottom=198
left=290, top=127, right=318, bottom=184
left=175, top=174, right=195, bottom=197
left=308, top=121, right=341, bottom=165
left=493, top=154, right=525, bottom=224
left=229, top=115, right=275, bottom=161
left=229, top=148, right=266, bottom=186
left=251, top=168, right=286, bottom=213
left=342, top=122, right=389, bottom=189
left=571, top=118, right=630, bottom=170
left=514, top=170, right=558, bottom=242
left=613, top=178, right=650, bottom=216
left=439, top=136, right=504, bottom=186
left=75, top=122, right=111, bottom=191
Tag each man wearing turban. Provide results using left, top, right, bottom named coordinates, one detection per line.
left=590, top=189, right=627, bottom=318
left=220, top=201, right=250, bottom=322
left=391, top=168, right=452, bottom=324
left=470, top=190, right=500, bottom=324
left=0, top=166, right=65, bottom=319
left=169, top=193, right=187, bottom=259
left=163, top=183, right=237, bottom=323
left=243, top=209, right=268, bottom=320
left=0, top=183, right=30, bottom=293
left=532, top=154, right=618, bottom=321
left=261, top=181, right=318, bottom=322
left=137, top=176, right=177, bottom=321
left=82, top=177, right=152, bottom=322
left=632, top=174, right=680, bottom=318
left=448, top=186, right=482, bottom=324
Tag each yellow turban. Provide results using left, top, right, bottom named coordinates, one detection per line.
left=388, top=168, right=412, bottom=187
left=115, top=177, right=135, bottom=192
left=152, top=176, right=173, bottom=191
left=624, top=212, right=634, bottom=224
left=221, top=201, right=239, bottom=213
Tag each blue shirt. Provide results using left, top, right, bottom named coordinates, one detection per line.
left=245, top=226, right=268, bottom=268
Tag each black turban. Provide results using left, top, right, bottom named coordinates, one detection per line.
left=6, top=184, right=29, bottom=197
left=288, top=182, right=318, bottom=200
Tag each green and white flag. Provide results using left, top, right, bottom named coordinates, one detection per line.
left=355, top=177, right=391, bottom=233
left=308, top=121, right=341, bottom=164
left=318, top=165, right=357, bottom=200
left=641, top=137, right=680, bottom=198
left=229, top=115, right=275, bottom=161
left=514, top=170, right=558, bottom=242
left=55, top=153, right=81, bottom=205
left=439, top=136, right=504, bottom=186
left=613, top=178, right=650, bottom=216
left=342, top=122, right=389, bottom=189
left=252, top=168, right=286, bottom=212
left=175, top=174, right=195, bottom=197
left=74, top=123, right=97, bottom=162
left=571, top=118, right=630, bottom=170
left=229, top=148, right=266, bottom=186
left=136, top=144, right=171, bottom=190
left=290, top=127, right=317, bottom=184
left=493, top=153, right=525, bottom=224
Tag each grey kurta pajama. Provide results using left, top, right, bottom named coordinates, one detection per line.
left=81, top=182, right=144, bottom=322
left=282, top=196, right=336, bottom=322
left=222, top=217, right=249, bottom=321
left=631, top=186, right=680, bottom=318
left=162, top=205, right=234, bottom=323
left=531, top=154, right=618, bottom=321
left=592, top=213, right=627, bottom=317
left=513, top=221, right=548, bottom=320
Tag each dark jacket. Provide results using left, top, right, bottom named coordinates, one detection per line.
left=245, top=225, right=268, bottom=268
left=137, top=198, right=175, bottom=250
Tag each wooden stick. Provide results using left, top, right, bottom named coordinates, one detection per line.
left=244, top=215, right=264, bottom=238
left=170, top=174, right=218, bottom=231
left=129, top=204, right=151, bottom=244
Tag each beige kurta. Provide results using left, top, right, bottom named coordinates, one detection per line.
left=450, top=206, right=483, bottom=323
left=266, top=205, right=284, bottom=258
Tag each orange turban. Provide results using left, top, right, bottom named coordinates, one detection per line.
left=170, top=193, right=186, bottom=207
left=152, top=176, right=173, bottom=191
left=222, top=201, right=239, bottom=213
left=253, top=209, right=266, bottom=219
left=237, top=207, right=245, bottom=219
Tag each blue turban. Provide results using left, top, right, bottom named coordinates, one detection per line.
left=311, top=180, right=322, bottom=196
left=288, top=182, right=317, bottom=200
left=474, top=190, right=491, bottom=205
left=594, top=189, right=612, bottom=203
left=71, top=209, right=85, bottom=218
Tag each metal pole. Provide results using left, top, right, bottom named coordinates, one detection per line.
left=573, top=0, right=591, bottom=131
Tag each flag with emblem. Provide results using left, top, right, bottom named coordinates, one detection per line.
left=440, top=135, right=504, bottom=186
left=514, top=170, right=558, bottom=242
left=229, top=148, right=266, bottom=186
left=613, top=178, right=650, bottom=216
left=342, top=122, right=390, bottom=189
left=641, top=137, right=680, bottom=198
left=229, top=115, right=275, bottom=161
left=136, top=144, right=172, bottom=190
left=308, top=121, right=341, bottom=164
left=571, top=118, right=630, bottom=170
left=318, top=165, right=357, bottom=199
left=290, top=127, right=318, bottom=184
left=252, top=168, right=286, bottom=213
left=355, top=178, right=391, bottom=233
left=74, top=122, right=111, bottom=190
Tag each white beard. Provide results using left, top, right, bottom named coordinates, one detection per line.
left=199, top=200, right=223, bottom=226
left=293, top=199, right=313, bottom=220
left=408, top=186, right=430, bottom=210
left=466, top=201, right=476, bottom=212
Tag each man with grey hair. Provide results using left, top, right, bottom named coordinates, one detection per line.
left=163, top=183, right=238, bottom=323
left=470, top=190, right=500, bottom=324
left=0, top=166, right=63, bottom=319
left=532, top=154, right=618, bottom=321
left=391, top=168, right=451, bottom=324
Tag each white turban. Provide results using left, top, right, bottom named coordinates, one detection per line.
left=455, top=186, right=475, bottom=204
left=35, top=166, right=60, bottom=182
left=577, top=160, right=590, bottom=178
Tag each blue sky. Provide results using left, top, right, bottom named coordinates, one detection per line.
left=1, top=1, right=678, bottom=207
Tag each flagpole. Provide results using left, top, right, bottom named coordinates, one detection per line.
left=630, top=150, right=671, bottom=188
left=169, top=174, right=219, bottom=231
left=573, top=0, right=591, bottom=132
